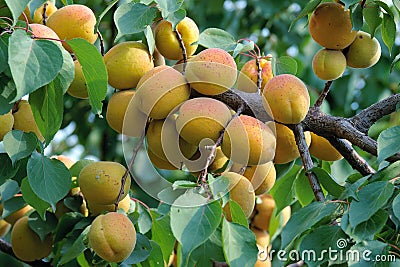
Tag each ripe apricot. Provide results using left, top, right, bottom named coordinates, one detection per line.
left=251, top=194, right=275, bottom=231
left=29, top=23, right=60, bottom=40
left=309, top=132, right=343, bottom=161
left=155, top=17, right=199, bottom=60
left=237, top=57, right=273, bottom=93
left=222, top=172, right=255, bottom=221
left=11, top=216, right=53, bottom=262
left=13, top=100, right=44, bottom=142
left=88, top=195, right=131, bottom=216
left=312, top=49, right=346, bottom=80
left=106, top=90, right=136, bottom=133
left=0, top=110, right=13, bottom=141
left=147, top=149, right=178, bottom=170
left=208, top=147, right=229, bottom=173
left=274, top=123, right=311, bottom=164
left=79, top=161, right=131, bottom=205
left=185, top=48, right=237, bottom=95
left=0, top=219, right=11, bottom=237
left=345, top=31, right=381, bottom=68
left=4, top=204, right=34, bottom=225
left=66, top=60, right=88, bottom=99
left=309, top=2, right=357, bottom=49
left=88, top=212, right=136, bottom=262
left=241, top=162, right=276, bottom=195
left=175, top=98, right=232, bottom=145
left=222, top=115, right=276, bottom=166
left=104, top=42, right=154, bottom=90
left=262, top=74, right=310, bottom=124
left=136, top=66, right=190, bottom=119
left=121, top=98, right=149, bottom=137
left=20, top=1, right=57, bottom=24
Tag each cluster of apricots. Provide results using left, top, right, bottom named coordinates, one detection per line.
left=310, top=2, right=381, bottom=81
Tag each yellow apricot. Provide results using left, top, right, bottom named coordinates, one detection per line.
left=104, top=42, right=154, bottom=90
left=0, top=110, right=14, bottom=141
left=251, top=194, right=275, bottom=231
left=53, top=155, right=75, bottom=169
left=88, top=212, right=136, bottom=262
left=175, top=98, right=232, bottom=145
left=309, top=132, right=343, bottom=161
left=88, top=194, right=131, bottom=216
left=20, top=1, right=57, bottom=24
left=67, top=60, right=88, bottom=99
left=4, top=204, right=34, bottom=225
left=136, top=66, right=190, bottom=119
left=222, top=115, right=276, bottom=166
left=252, top=227, right=270, bottom=249
left=309, top=2, right=357, bottom=49
left=262, top=74, right=310, bottom=124
left=121, top=98, right=149, bottom=137
left=254, top=259, right=271, bottom=267
left=79, top=161, right=131, bottom=205
left=106, top=90, right=136, bottom=133
left=47, top=4, right=97, bottom=52
left=208, top=147, right=229, bottom=173
left=0, top=219, right=10, bottom=237
left=345, top=31, right=381, bottom=68
left=242, top=162, right=276, bottom=195
left=147, top=149, right=178, bottom=170
left=222, top=172, right=255, bottom=221
left=281, top=205, right=291, bottom=227
left=237, top=57, right=273, bottom=93
left=312, top=49, right=346, bottom=80
left=185, top=48, right=237, bottom=95
left=155, top=17, right=199, bottom=60
left=11, top=216, right=53, bottom=262
left=29, top=23, right=60, bottom=41
left=13, top=100, right=45, bottom=142
left=274, top=123, right=311, bottom=164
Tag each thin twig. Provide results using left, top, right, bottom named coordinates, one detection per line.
left=130, top=197, right=151, bottom=212
left=255, top=56, right=262, bottom=95
left=174, top=29, right=188, bottom=74
left=42, top=2, right=48, bottom=25
left=314, top=80, right=333, bottom=108
left=97, top=30, right=105, bottom=56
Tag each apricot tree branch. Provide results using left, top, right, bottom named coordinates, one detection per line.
left=0, top=239, right=52, bottom=267
left=42, top=2, right=48, bottom=25
left=314, top=80, right=333, bottom=108
left=97, top=30, right=105, bottom=56
left=256, top=56, right=262, bottom=94
left=174, top=29, right=188, bottom=74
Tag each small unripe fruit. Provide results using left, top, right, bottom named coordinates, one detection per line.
left=345, top=31, right=381, bottom=68
left=155, top=17, right=199, bottom=60
left=67, top=60, right=88, bottom=99
left=79, top=162, right=131, bottom=205
left=104, top=42, right=154, bottom=90
left=20, top=1, right=57, bottom=24
left=312, top=49, right=346, bottom=80
left=309, top=2, right=357, bottom=49
left=0, top=110, right=14, bottom=141
left=106, top=90, right=136, bottom=133
left=11, top=216, right=53, bottom=262
left=13, top=100, right=45, bottom=143
left=309, top=132, right=343, bottom=161
left=262, top=74, right=310, bottom=124
left=237, top=57, right=273, bottom=93
left=88, top=212, right=136, bottom=262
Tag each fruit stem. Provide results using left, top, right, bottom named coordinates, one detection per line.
left=97, top=30, right=105, bottom=56
left=20, top=11, right=29, bottom=32
left=130, top=197, right=151, bottom=212
left=42, top=2, right=48, bottom=25
left=314, top=80, right=333, bottom=108
left=255, top=56, right=262, bottom=95
left=174, top=29, right=188, bottom=74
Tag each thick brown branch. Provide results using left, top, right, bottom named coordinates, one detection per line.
left=0, top=239, right=52, bottom=267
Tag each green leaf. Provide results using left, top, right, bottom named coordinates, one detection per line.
left=27, top=151, right=72, bottom=209
left=94, top=0, right=119, bottom=32
left=1, top=195, right=28, bottom=218
left=208, top=174, right=229, bottom=202
left=155, top=0, right=184, bottom=19
left=140, top=240, right=164, bottom=267
left=377, top=126, right=400, bottom=163
left=28, top=211, right=57, bottom=241
left=59, top=225, right=90, bottom=265
left=0, top=179, right=19, bottom=201
left=349, top=181, right=394, bottom=227
left=29, top=82, right=63, bottom=144
left=281, top=202, right=339, bottom=249
left=138, top=204, right=152, bottom=234
left=0, top=154, right=19, bottom=183
left=114, top=3, right=158, bottom=39
left=144, top=25, right=155, bottom=55
left=170, top=191, right=222, bottom=262
left=54, top=213, right=87, bottom=243
left=150, top=211, right=176, bottom=262
left=21, top=178, right=50, bottom=220
left=56, top=45, right=75, bottom=94
left=348, top=241, right=389, bottom=266
left=289, top=0, right=321, bottom=31
left=27, top=0, right=48, bottom=20
left=299, top=225, right=348, bottom=267
left=222, top=219, right=258, bottom=267
left=0, top=34, right=10, bottom=73
left=165, top=8, right=186, bottom=29
left=294, top=169, right=315, bottom=206
left=270, top=164, right=301, bottom=213
left=363, top=3, right=382, bottom=38
left=373, top=1, right=394, bottom=17
left=371, top=161, right=400, bottom=182
left=172, top=180, right=198, bottom=190
left=390, top=53, right=400, bottom=73
left=232, top=41, right=254, bottom=58
left=4, top=0, right=29, bottom=25
left=198, top=28, right=237, bottom=51
left=9, top=30, right=63, bottom=101
left=381, top=13, right=396, bottom=54
left=340, top=176, right=368, bottom=200
left=190, top=227, right=225, bottom=266
left=393, top=193, right=400, bottom=221
left=311, top=167, right=345, bottom=198
left=123, top=233, right=152, bottom=264
left=275, top=56, right=298, bottom=75
left=227, top=200, right=248, bottom=227
left=67, top=38, right=108, bottom=116
left=3, top=130, right=38, bottom=165
left=350, top=3, right=363, bottom=31
left=69, top=159, right=94, bottom=177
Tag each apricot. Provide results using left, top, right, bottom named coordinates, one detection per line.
left=345, top=31, right=381, bottom=68
left=88, top=212, right=136, bottom=262
left=262, top=74, right=310, bottom=124
left=29, top=23, right=60, bottom=40
left=147, top=149, right=177, bottom=170
left=221, top=115, right=276, bottom=166
left=312, top=49, right=346, bottom=80
left=20, top=1, right=57, bottom=24
left=155, top=17, right=199, bottom=60
left=79, top=161, right=131, bottom=205
left=11, top=216, right=53, bottom=262
left=281, top=205, right=291, bottom=227
left=47, top=4, right=97, bottom=52
left=251, top=194, right=275, bottom=231
left=254, top=259, right=271, bottom=267
left=104, top=42, right=154, bottom=90
left=153, top=48, right=165, bottom=66
left=4, top=204, right=34, bottom=225
left=309, top=132, right=343, bottom=161
left=88, top=194, right=131, bottom=216
left=53, top=155, right=75, bottom=169
left=208, top=147, right=229, bottom=173
left=0, top=219, right=10, bottom=237
left=136, top=66, right=190, bottom=119
left=237, top=57, right=273, bottom=93
left=185, top=48, right=237, bottom=95
left=252, top=227, right=270, bottom=249
left=0, top=110, right=13, bottom=141
left=241, top=162, right=276, bottom=195
left=13, top=100, right=45, bottom=142
left=274, top=123, right=311, bottom=164
left=67, top=60, right=88, bottom=99
left=175, top=98, right=232, bottom=145
left=222, top=172, right=255, bottom=221
left=121, top=98, right=149, bottom=137
left=106, top=90, right=136, bottom=133
left=309, top=2, right=357, bottom=49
